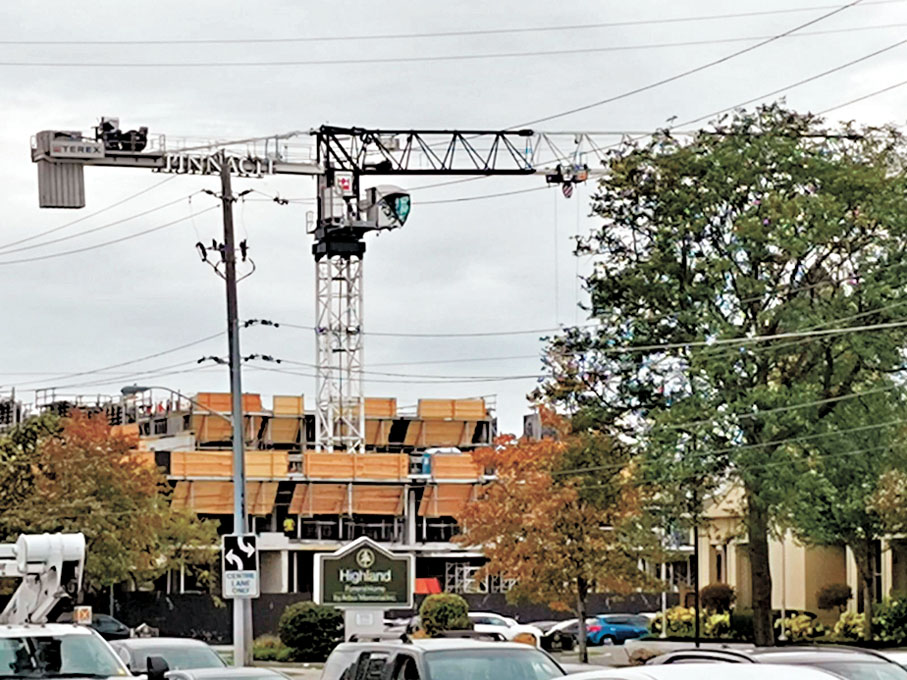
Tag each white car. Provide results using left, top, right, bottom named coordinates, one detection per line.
left=566, top=664, right=840, bottom=680
left=0, top=622, right=134, bottom=678
left=467, top=612, right=544, bottom=645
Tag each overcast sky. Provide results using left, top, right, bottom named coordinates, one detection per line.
left=1, top=0, right=906, bottom=434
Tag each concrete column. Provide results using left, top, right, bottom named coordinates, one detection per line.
left=882, top=539, right=893, bottom=600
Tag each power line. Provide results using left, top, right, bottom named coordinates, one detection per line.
left=262, top=319, right=596, bottom=338
left=420, top=186, right=552, bottom=205
left=0, top=23, right=901, bottom=67
left=0, top=175, right=177, bottom=252
left=8, top=332, right=224, bottom=389
left=3, top=2, right=899, bottom=45
left=0, top=194, right=197, bottom=255
left=515, top=0, right=866, bottom=128
left=0, top=206, right=217, bottom=266
left=819, top=76, right=907, bottom=113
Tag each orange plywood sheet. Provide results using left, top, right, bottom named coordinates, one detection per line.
left=418, top=484, right=474, bottom=518
left=365, top=398, right=396, bottom=418
left=248, top=481, right=279, bottom=515
left=431, top=454, right=482, bottom=480
left=304, top=453, right=355, bottom=479
left=351, top=485, right=404, bottom=515
left=269, top=417, right=301, bottom=444
left=194, top=392, right=262, bottom=413
left=273, top=395, right=304, bottom=416
left=188, top=480, right=234, bottom=514
left=417, top=399, right=485, bottom=420
left=289, top=483, right=348, bottom=516
left=191, top=415, right=233, bottom=443
left=403, top=421, right=423, bottom=447
left=422, top=420, right=470, bottom=447
left=170, top=450, right=287, bottom=478
left=354, top=454, right=409, bottom=481
left=170, top=481, right=191, bottom=510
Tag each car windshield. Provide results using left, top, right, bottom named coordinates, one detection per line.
left=424, top=649, right=564, bottom=680
left=131, top=644, right=226, bottom=670
left=0, top=634, right=127, bottom=677
left=809, top=660, right=907, bottom=680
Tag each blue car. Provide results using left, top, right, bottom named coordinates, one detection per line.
left=587, top=614, right=650, bottom=645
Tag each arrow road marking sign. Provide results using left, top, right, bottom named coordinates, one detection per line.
left=222, top=534, right=259, bottom=599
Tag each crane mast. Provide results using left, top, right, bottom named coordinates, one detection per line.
left=30, top=120, right=598, bottom=453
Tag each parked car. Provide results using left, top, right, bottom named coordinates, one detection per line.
left=56, top=611, right=132, bottom=641
left=467, top=612, right=544, bottom=646
left=565, top=664, right=841, bottom=680
left=166, top=670, right=289, bottom=680
left=881, top=650, right=907, bottom=669
left=539, top=618, right=599, bottom=652
left=110, top=637, right=228, bottom=677
left=321, top=637, right=566, bottom=680
left=647, top=645, right=907, bottom=680
left=587, top=614, right=651, bottom=645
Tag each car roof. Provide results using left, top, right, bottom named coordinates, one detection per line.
left=334, top=639, right=541, bottom=653
left=0, top=623, right=96, bottom=637
left=567, top=664, right=840, bottom=680
left=110, top=637, right=213, bottom=649
left=169, top=669, right=286, bottom=679
left=653, top=645, right=897, bottom=665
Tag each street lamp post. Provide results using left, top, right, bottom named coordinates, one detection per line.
left=120, top=383, right=249, bottom=663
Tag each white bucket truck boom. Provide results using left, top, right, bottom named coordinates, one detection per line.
left=0, top=532, right=85, bottom=624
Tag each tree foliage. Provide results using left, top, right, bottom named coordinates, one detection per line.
left=456, top=414, right=651, bottom=660
left=538, top=104, right=907, bottom=645
left=0, top=412, right=218, bottom=591
left=419, top=593, right=471, bottom=636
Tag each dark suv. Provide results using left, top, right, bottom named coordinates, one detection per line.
left=322, top=638, right=566, bottom=680
left=648, top=645, right=907, bottom=680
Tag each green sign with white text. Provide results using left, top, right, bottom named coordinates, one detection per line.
left=315, top=537, right=413, bottom=608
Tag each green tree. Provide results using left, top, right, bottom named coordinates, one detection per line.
left=788, top=386, right=907, bottom=640
left=0, top=412, right=219, bottom=592
left=539, top=105, right=907, bottom=645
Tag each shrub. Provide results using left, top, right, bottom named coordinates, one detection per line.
left=700, top=584, right=735, bottom=612
left=419, top=593, right=471, bottom=637
left=252, top=635, right=285, bottom=661
left=874, top=597, right=907, bottom=645
left=832, top=611, right=865, bottom=641
left=275, top=647, right=294, bottom=663
left=817, top=583, right=852, bottom=612
left=278, top=602, right=344, bottom=661
left=651, top=606, right=695, bottom=637
left=775, top=614, right=825, bottom=641
left=703, top=612, right=731, bottom=638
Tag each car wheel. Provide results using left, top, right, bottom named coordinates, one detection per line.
left=602, top=635, right=616, bottom=646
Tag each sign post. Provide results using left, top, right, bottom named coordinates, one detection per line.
left=314, top=537, right=414, bottom=640
left=222, top=534, right=260, bottom=600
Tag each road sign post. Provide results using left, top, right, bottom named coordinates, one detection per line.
left=222, top=534, right=260, bottom=600
left=314, top=537, right=414, bottom=640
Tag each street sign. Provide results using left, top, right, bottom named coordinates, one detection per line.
left=314, top=537, right=414, bottom=608
left=222, top=534, right=259, bottom=599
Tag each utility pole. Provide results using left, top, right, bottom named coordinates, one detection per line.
left=219, top=154, right=250, bottom=667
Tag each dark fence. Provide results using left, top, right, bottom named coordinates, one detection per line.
left=100, top=590, right=678, bottom=644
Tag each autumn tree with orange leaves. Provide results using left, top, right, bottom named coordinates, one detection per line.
left=0, top=411, right=218, bottom=593
left=456, top=415, right=652, bottom=662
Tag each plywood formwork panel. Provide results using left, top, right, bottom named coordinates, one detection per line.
left=194, top=392, right=263, bottom=413
left=289, top=483, right=348, bottom=516
left=365, top=419, right=390, bottom=447
left=431, top=454, right=482, bottom=480
left=171, top=480, right=278, bottom=515
left=351, top=485, right=404, bottom=515
left=248, top=481, right=279, bottom=515
left=417, top=399, right=486, bottom=420
left=170, top=450, right=288, bottom=478
left=273, top=395, right=304, bottom=416
left=365, top=398, right=396, bottom=418
left=422, top=420, right=472, bottom=447
left=304, top=453, right=355, bottom=479
left=191, top=415, right=233, bottom=444
left=354, top=453, right=409, bottom=480
left=268, top=417, right=301, bottom=445
left=418, top=484, right=474, bottom=518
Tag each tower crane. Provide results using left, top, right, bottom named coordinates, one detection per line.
left=30, top=119, right=604, bottom=453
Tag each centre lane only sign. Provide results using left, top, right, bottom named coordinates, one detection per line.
left=222, top=534, right=259, bottom=599
left=314, top=537, right=414, bottom=608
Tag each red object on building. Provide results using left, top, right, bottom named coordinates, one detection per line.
left=414, top=578, right=442, bottom=595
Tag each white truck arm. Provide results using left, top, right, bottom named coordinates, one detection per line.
left=0, top=533, right=86, bottom=624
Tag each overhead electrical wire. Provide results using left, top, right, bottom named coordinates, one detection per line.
left=0, top=194, right=199, bottom=255
left=9, top=331, right=224, bottom=389
left=0, top=206, right=217, bottom=266
left=0, top=23, right=901, bottom=67
left=2, top=1, right=899, bottom=45
left=0, top=175, right=177, bottom=252
left=819, top=76, right=907, bottom=113
left=514, top=0, right=867, bottom=128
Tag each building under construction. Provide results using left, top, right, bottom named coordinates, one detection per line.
left=17, top=388, right=506, bottom=598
